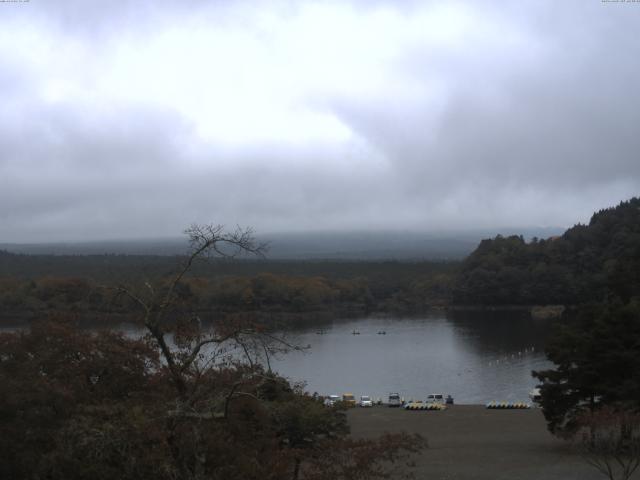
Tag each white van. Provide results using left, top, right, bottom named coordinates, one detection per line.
left=426, top=394, right=445, bottom=404
left=529, top=388, right=542, bottom=403
left=388, top=393, right=402, bottom=407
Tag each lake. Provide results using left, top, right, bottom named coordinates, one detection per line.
left=1, top=310, right=555, bottom=405
left=270, top=311, right=554, bottom=404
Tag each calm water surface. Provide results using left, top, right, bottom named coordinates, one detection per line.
left=1, top=311, right=554, bottom=405
left=270, top=311, right=554, bottom=404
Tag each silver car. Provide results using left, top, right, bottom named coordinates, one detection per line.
left=359, top=395, right=373, bottom=407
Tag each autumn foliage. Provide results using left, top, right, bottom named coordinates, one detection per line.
left=0, top=319, right=424, bottom=480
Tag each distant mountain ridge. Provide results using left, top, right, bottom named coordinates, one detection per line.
left=0, top=227, right=563, bottom=260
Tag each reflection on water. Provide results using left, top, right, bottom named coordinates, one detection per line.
left=271, top=312, right=554, bottom=404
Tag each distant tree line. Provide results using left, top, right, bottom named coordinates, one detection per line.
left=0, top=255, right=456, bottom=325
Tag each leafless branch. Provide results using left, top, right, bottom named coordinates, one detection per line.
left=178, top=331, right=248, bottom=374
left=105, top=285, right=151, bottom=314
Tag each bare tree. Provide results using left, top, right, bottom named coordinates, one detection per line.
left=573, top=407, right=640, bottom=480
left=101, top=225, right=424, bottom=480
left=105, top=225, right=304, bottom=478
left=108, top=224, right=289, bottom=399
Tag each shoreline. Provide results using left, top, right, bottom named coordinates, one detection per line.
left=0, top=303, right=565, bottom=327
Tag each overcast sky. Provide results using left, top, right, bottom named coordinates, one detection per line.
left=1, top=0, right=639, bottom=242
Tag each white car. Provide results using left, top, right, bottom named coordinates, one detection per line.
left=324, top=395, right=341, bottom=407
left=426, top=394, right=445, bottom=404
left=359, top=395, right=373, bottom=407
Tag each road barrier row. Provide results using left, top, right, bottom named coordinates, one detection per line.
left=485, top=402, right=531, bottom=409
left=405, top=403, right=447, bottom=411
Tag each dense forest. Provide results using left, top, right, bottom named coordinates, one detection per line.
left=0, top=253, right=456, bottom=325
left=453, top=198, right=640, bottom=306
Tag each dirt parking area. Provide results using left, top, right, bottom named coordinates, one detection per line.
left=347, top=405, right=609, bottom=480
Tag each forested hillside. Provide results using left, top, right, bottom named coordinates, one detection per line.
left=453, top=198, right=640, bottom=306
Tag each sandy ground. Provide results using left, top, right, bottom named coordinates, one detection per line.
left=347, top=405, right=611, bottom=480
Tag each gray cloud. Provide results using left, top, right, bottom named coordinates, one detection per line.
left=0, top=0, right=639, bottom=242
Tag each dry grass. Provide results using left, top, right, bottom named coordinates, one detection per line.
left=347, top=405, right=609, bottom=480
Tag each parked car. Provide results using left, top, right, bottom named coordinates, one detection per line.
left=342, top=393, right=356, bottom=407
left=359, top=395, right=373, bottom=407
left=388, top=392, right=402, bottom=407
left=426, top=394, right=445, bottom=404
left=529, top=388, right=542, bottom=403
left=324, top=395, right=341, bottom=407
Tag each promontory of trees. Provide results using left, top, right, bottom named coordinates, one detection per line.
left=453, top=197, right=640, bottom=307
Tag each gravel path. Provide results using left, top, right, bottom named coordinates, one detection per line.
left=347, top=405, right=611, bottom=480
